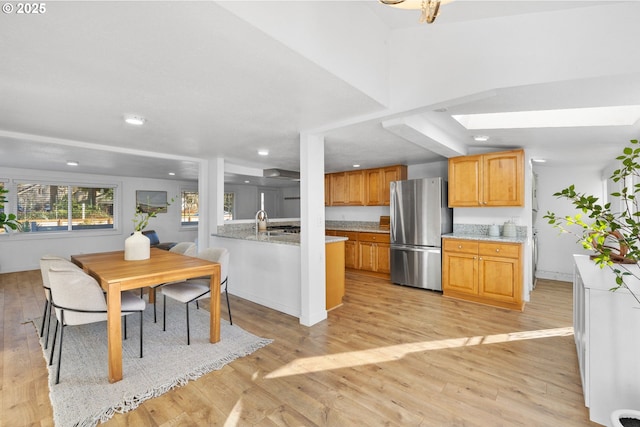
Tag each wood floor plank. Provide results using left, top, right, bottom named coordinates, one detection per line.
left=0, top=269, right=599, bottom=426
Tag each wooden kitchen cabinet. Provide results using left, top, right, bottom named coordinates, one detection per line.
left=448, top=149, right=524, bottom=207
left=330, top=171, right=365, bottom=206
left=326, top=164, right=406, bottom=207
left=327, top=230, right=359, bottom=269
left=365, top=165, right=407, bottom=206
left=357, top=232, right=391, bottom=274
left=442, top=238, right=523, bottom=310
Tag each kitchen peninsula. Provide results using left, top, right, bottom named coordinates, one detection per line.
left=211, top=224, right=347, bottom=318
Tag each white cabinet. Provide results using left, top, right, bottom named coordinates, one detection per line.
left=573, top=255, right=640, bottom=426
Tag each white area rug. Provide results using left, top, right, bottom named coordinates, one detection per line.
left=32, top=297, right=272, bottom=427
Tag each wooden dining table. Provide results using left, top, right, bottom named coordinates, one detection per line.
left=71, top=248, right=221, bottom=383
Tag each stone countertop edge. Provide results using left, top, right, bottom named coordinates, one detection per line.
left=325, top=226, right=390, bottom=234
left=211, top=232, right=348, bottom=246
left=442, top=233, right=527, bottom=244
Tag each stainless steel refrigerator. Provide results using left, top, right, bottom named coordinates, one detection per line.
left=390, top=177, right=453, bottom=291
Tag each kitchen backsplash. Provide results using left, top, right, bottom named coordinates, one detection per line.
left=453, top=223, right=527, bottom=238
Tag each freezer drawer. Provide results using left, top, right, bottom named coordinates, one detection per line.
left=390, top=245, right=442, bottom=291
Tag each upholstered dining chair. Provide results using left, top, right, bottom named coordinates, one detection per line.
left=47, top=266, right=146, bottom=384
left=161, top=247, right=231, bottom=345
left=39, top=255, right=82, bottom=350
left=146, top=241, right=197, bottom=323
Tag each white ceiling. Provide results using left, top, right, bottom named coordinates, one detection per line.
left=1, top=1, right=639, bottom=185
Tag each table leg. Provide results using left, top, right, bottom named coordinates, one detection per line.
left=210, top=264, right=221, bottom=343
left=106, top=281, right=123, bottom=382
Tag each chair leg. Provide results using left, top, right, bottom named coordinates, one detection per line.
left=163, top=295, right=167, bottom=332
left=124, top=315, right=128, bottom=340
left=39, top=300, right=49, bottom=337
left=186, top=303, right=190, bottom=345
left=55, top=324, right=64, bottom=385
left=49, top=319, right=59, bottom=366
left=44, top=306, right=53, bottom=349
left=139, top=311, right=144, bottom=358
left=153, top=300, right=157, bottom=323
left=226, top=289, right=232, bottom=325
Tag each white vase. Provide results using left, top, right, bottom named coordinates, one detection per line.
left=124, top=231, right=150, bottom=261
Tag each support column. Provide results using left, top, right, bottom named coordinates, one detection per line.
left=199, top=157, right=224, bottom=250
left=299, top=132, right=327, bottom=326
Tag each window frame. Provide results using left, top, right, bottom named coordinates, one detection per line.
left=4, top=178, right=120, bottom=236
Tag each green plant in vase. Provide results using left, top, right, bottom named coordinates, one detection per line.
left=544, top=139, right=640, bottom=305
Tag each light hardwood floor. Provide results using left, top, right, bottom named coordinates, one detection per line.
left=1, top=269, right=598, bottom=426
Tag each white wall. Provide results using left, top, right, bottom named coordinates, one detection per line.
left=534, top=164, right=604, bottom=282
left=0, top=167, right=197, bottom=273
left=225, top=183, right=301, bottom=220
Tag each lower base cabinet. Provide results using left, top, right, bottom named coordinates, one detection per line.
left=326, top=230, right=390, bottom=277
left=325, top=240, right=345, bottom=310
left=442, top=238, right=523, bottom=311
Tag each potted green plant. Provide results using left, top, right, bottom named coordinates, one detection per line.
left=544, top=139, right=640, bottom=305
left=125, top=197, right=174, bottom=261
left=0, top=186, right=23, bottom=232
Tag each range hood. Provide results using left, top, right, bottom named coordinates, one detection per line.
left=263, top=168, right=300, bottom=180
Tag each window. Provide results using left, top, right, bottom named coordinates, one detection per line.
left=181, top=189, right=199, bottom=226
left=224, top=192, right=234, bottom=221
left=16, top=183, right=115, bottom=232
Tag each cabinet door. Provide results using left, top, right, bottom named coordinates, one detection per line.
left=478, top=255, right=520, bottom=303
left=330, top=173, right=348, bottom=205
left=325, top=174, right=331, bottom=206
left=346, top=170, right=365, bottom=205
left=365, top=169, right=382, bottom=206
left=482, top=150, right=524, bottom=207
left=376, top=243, right=391, bottom=274
left=381, top=165, right=407, bottom=206
left=358, top=241, right=376, bottom=271
left=442, top=252, right=477, bottom=295
left=448, top=155, right=482, bottom=207
left=345, top=240, right=358, bottom=269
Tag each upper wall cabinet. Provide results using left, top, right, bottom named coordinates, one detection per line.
left=448, top=149, right=524, bottom=207
left=327, top=165, right=407, bottom=207
left=330, top=170, right=365, bottom=206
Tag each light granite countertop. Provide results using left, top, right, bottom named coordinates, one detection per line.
left=442, top=233, right=526, bottom=244
left=211, top=229, right=347, bottom=246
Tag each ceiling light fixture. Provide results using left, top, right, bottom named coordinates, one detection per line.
left=168, top=172, right=175, bottom=176
left=379, top=0, right=452, bottom=24
left=473, top=135, right=490, bottom=142
left=258, top=149, right=269, bottom=156
left=532, top=159, right=547, bottom=163
left=124, top=115, right=146, bottom=126
left=353, top=164, right=361, bottom=168
left=66, top=161, right=79, bottom=166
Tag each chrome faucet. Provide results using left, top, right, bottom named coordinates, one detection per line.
left=255, top=209, right=268, bottom=232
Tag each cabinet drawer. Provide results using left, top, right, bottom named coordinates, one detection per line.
left=331, top=230, right=358, bottom=241
left=443, top=239, right=478, bottom=254
left=358, top=232, right=390, bottom=243
left=478, top=242, right=521, bottom=258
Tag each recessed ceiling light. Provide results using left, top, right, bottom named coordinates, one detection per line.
left=168, top=172, right=175, bottom=176
left=532, top=159, right=547, bottom=163
left=66, top=161, right=79, bottom=166
left=353, top=164, right=361, bottom=168
left=124, top=115, right=146, bottom=126
left=453, top=105, right=640, bottom=130
left=244, top=180, right=251, bottom=184
left=473, top=135, right=490, bottom=142
left=258, top=149, right=269, bottom=156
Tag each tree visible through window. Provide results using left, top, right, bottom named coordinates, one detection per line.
left=16, top=183, right=114, bottom=232
left=224, top=192, right=234, bottom=220
left=181, top=190, right=199, bottom=225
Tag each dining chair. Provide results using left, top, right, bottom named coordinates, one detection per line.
left=47, top=266, right=146, bottom=384
left=39, top=256, right=82, bottom=350
left=145, top=241, right=197, bottom=323
left=161, top=247, right=231, bottom=345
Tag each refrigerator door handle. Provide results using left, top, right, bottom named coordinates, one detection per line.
left=391, top=244, right=439, bottom=252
